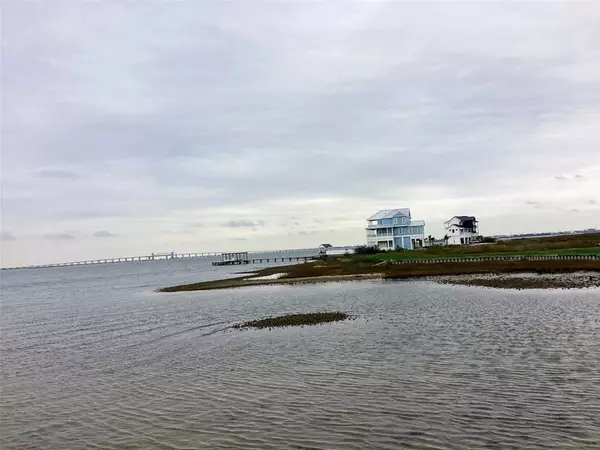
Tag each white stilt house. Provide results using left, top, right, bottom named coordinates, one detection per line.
left=444, top=216, right=479, bottom=245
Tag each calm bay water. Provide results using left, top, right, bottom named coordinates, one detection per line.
left=1, top=257, right=599, bottom=449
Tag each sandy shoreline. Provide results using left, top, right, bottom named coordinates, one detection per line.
left=160, top=273, right=384, bottom=292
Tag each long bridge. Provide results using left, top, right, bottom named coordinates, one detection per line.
left=1, top=248, right=321, bottom=271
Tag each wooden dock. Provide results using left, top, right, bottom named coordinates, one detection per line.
left=212, top=260, right=250, bottom=266
left=212, top=253, right=314, bottom=266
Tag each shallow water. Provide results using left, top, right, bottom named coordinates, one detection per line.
left=1, top=259, right=600, bottom=449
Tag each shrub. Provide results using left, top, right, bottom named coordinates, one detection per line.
left=354, top=245, right=381, bottom=254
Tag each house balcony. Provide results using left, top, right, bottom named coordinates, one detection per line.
left=370, top=233, right=427, bottom=240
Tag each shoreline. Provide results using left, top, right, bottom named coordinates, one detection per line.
left=159, top=273, right=384, bottom=292
left=159, top=259, right=600, bottom=292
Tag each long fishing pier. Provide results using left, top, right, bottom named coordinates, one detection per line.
left=2, top=249, right=320, bottom=270
left=212, top=252, right=315, bottom=266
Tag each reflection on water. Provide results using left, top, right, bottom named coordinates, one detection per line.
left=2, top=259, right=600, bottom=449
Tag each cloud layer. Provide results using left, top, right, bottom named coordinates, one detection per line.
left=2, top=2, right=599, bottom=266
left=93, top=230, right=116, bottom=238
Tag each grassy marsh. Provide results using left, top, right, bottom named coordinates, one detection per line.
left=159, top=258, right=600, bottom=292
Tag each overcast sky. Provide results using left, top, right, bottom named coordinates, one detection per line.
left=2, top=2, right=599, bottom=266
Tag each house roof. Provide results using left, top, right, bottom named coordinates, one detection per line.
left=408, top=220, right=425, bottom=226
left=445, top=215, right=477, bottom=224
left=319, top=243, right=333, bottom=248
left=368, top=208, right=411, bottom=220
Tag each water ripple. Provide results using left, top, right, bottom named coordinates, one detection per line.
left=2, top=263, right=600, bottom=449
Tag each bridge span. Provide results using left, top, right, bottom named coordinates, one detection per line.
left=2, top=248, right=320, bottom=271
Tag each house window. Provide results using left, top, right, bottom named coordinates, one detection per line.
left=393, top=218, right=398, bottom=224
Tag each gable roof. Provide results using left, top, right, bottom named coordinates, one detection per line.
left=368, top=208, right=411, bottom=220
left=445, top=215, right=476, bottom=223
left=445, top=216, right=477, bottom=227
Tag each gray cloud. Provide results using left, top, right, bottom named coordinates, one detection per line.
left=1, top=231, right=17, bottom=241
left=589, top=200, right=597, bottom=205
left=525, top=201, right=543, bottom=210
left=554, top=173, right=588, bottom=181
left=297, top=230, right=318, bottom=236
left=221, top=220, right=265, bottom=228
left=43, top=233, right=76, bottom=241
left=93, top=230, right=116, bottom=238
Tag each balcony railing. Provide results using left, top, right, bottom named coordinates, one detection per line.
left=368, top=231, right=426, bottom=238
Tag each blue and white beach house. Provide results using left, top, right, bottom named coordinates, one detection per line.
left=366, top=209, right=426, bottom=250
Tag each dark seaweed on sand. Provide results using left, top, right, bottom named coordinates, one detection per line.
left=234, top=312, right=349, bottom=329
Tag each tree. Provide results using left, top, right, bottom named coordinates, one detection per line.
left=427, top=235, right=436, bottom=246
left=444, top=234, right=449, bottom=245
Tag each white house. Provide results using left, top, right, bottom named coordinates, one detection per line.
left=318, top=244, right=333, bottom=255
left=366, top=209, right=425, bottom=250
left=444, top=216, right=479, bottom=245
left=318, top=244, right=355, bottom=256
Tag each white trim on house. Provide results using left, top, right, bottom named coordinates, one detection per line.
left=365, top=208, right=426, bottom=250
left=444, top=216, right=479, bottom=245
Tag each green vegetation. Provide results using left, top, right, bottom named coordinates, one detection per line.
left=351, top=233, right=600, bottom=262
left=353, top=247, right=600, bottom=261
left=353, top=245, right=380, bottom=255
left=233, top=312, right=350, bottom=329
